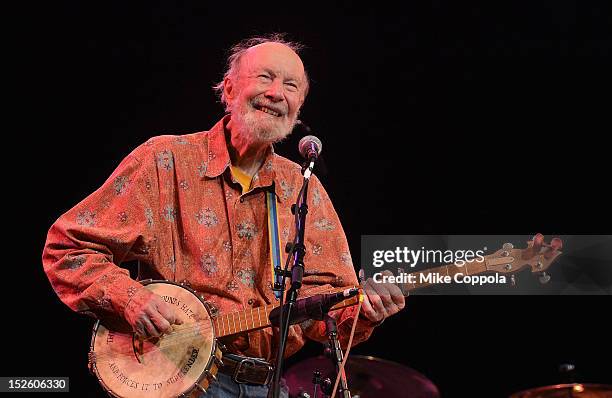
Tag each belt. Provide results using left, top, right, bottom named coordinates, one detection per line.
left=218, top=353, right=274, bottom=385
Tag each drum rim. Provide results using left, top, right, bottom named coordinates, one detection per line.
left=510, top=383, right=612, bottom=398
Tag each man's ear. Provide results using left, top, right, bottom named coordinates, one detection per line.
left=224, top=77, right=234, bottom=102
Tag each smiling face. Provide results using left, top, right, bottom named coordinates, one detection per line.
left=224, top=42, right=307, bottom=147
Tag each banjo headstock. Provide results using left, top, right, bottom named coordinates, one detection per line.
left=485, top=234, right=563, bottom=283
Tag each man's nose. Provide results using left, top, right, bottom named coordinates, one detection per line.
left=264, top=79, right=284, bottom=102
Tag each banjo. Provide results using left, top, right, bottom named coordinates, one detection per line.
left=88, top=280, right=360, bottom=398
left=88, top=234, right=562, bottom=397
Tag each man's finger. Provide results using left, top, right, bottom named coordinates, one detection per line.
left=370, top=281, right=394, bottom=308
left=149, top=310, right=172, bottom=335
left=156, top=301, right=183, bottom=325
left=374, top=280, right=405, bottom=310
left=360, top=292, right=381, bottom=322
left=141, top=316, right=161, bottom=338
left=374, top=271, right=406, bottom=309
left=134, top=322, right=147, bottom=338
left=365, top=284, right=386, bottom=317
left=380, top=270, right=406, bottom=306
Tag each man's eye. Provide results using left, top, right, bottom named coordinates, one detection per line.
left=258, top=75, right=271, bottom=81
left=285, top=82, right=298, bottom=91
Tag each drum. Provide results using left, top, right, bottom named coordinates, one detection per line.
left=284, top=355, right=440, bottom=398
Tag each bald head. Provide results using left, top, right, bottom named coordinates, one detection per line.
left=213, top=35, right=310, bottom=110
left=235, top=42, right=307, bottom=102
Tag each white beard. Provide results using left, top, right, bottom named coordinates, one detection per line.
left=230, top=100, right=296, bottom=147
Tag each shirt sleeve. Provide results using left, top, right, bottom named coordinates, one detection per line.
left=42, top=143, right=160, bottom=329
left=291, top=174, right=377, bottom=352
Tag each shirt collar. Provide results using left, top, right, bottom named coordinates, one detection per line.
left=204, top=115, right=283, bottom=200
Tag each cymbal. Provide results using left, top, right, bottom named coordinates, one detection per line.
left=284, top=355, right=439, bottom=398
left=510, top=383, right=612, bottom=398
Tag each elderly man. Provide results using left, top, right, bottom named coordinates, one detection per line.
left=43, top=34, right=404, bottom=397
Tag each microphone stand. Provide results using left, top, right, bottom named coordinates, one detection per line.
left=325, top=315, right=351, bottom=398
left=270, top=158, right=315, bottom=398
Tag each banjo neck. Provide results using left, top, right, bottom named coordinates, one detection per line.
left=213, top=286, right=361, bottom=338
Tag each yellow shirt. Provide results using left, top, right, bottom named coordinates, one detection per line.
left=230, top=165, right=253, bottom=193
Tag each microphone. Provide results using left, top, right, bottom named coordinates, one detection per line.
left=269, top=288, right=359, bottom=327
left=298, top=135, right=323, bottom=162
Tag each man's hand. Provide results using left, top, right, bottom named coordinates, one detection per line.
left=124, top=288, right=183, bottom=338
left=360, top=270, right=405, bottom=324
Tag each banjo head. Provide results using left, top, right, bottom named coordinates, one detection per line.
left=90, top=281, right=219, bottom=398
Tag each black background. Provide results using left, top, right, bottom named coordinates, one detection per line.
left=7, top=2, right=612, bottom=397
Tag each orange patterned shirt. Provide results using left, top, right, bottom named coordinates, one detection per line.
left=42, top=116, right=376, bottom=360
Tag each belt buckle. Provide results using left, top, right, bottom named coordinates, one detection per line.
left=233, top=357, right=273, bottom=385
